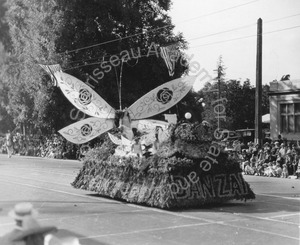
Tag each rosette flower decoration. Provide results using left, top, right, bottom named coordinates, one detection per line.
left=156, top=88, right=173, bottom=104
left=40, top=64, right=198, bottom=144
left=78, top=88, right=93, bottom=106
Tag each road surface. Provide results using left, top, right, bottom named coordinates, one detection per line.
left=0, top=154, right=299, bottom=245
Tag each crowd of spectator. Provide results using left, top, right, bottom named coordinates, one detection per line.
left=0, top=133, right=80, bottom=160
left=1, top=131, right=300, bottom=179
left=227, top=136, right=300, bottom=179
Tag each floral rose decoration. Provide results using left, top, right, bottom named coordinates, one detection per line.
left=81, top=124, right=93, bottom=136
left=79, top=88, right=92, bottom=106
left=156, top=87, right=173, bottom=104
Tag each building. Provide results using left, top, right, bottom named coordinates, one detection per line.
left=269, top=79, right=300, bottom=141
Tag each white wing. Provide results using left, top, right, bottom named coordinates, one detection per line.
left=58, top=117, right=114, bottom=144
left=41, top=65, right=115, bottom=119
left=128, top=76, right=197, bottom=120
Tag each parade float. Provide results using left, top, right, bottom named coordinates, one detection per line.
left=41, top=65, right=255, bottom=209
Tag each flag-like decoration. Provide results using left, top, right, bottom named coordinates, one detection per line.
left=163, top=114, right=177, bottom=124
left=160, top=44, right=179, bottom=77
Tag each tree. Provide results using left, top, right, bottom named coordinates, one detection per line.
left=215, top=55, right=226, bottom=129
left=0, top=0, right=10, bottom=48
left=55, top=0, right=189, bottom=110
left=0, top=0, right=14, bottom=133
left=200, top=79, right=227, bottom=129
left=262, top=84, right=270, bottom=115
left=200, top=77, right=270, bottom=132
left=0, top=41, right=14, bottom=132
left=3, top=0, right=191, bottom=133
left=200, top=56, right=227, bottom=129
left=225, top=79, right=255, bottom=130
left=3, top=0, right=65, bottom=133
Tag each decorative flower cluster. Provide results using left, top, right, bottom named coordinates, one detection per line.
left=172, top=122, right=213, bottom=143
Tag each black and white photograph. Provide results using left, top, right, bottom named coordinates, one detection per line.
left=0, top=0, right=299, bottom=244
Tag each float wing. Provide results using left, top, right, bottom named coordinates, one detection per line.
left=40, top=64, right=115, bottom=119
left=58, top=117, right=114, bottom=144
left=128, top=76, right=196, bottom=120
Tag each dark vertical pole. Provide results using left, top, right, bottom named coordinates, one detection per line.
left=255, top=18, right=263, bottom=146
left=119, top=58, right=124, bottom=110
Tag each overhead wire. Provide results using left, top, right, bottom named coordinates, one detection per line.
left=189, top=24, right=300, bottom=49
left=64, top=47, right=150, bottom=67
left=187, top=23, right=256, bottom=42
left=64, top=52, right=156, bottom=70
left=62, top=13, right=300, bottom=68
left=188, top=12, right=300, bottom=42
left=65, top=24, right=300, bottom=70
left=66, top=54, right=108, bottom=65
left=57, top=0, right=260, bottom=55
left=63, top=23, right=257, bottom=68
left=264, top=13, right=300, bottom=24
left=64, top=16, right=300, bottom=70
left=8, top=7, right=300, bottom=69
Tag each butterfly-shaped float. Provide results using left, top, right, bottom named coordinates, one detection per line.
left=40, top=64, right=197, bottom=145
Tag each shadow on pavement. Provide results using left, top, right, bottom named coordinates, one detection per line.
left=86, top=192, right=300, bottom=215
left=175, top=198, right=300, bottom=215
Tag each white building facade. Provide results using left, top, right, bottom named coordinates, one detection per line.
left=269, top=79, right=300, bottom=141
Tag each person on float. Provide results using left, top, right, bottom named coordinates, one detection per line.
left=131, top=137, right=143, bottom=160
left=119, top=109, right=134, bottom=141
left=151, top=126, right=161, bottom=155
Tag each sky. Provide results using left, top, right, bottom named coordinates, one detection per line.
left=168, top=0, right=300, bottom=91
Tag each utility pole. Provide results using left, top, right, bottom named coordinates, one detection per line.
left=119, top=58, right=124, bottom=110
left=255, top=18, right=263, bottom=146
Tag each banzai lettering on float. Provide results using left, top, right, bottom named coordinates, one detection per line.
left=167, top=172, right=249, bottom=199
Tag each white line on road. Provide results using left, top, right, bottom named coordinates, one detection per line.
left=0, top=174, right=70, bottom=187
left=0, top=209, right=147, bottom=228
left=0, top=167, right=75, bottom=177
left=263, top=217, right=299, bottom=225
left=80, top=222, right=214, bottom=240
left=0, top=179, right=119, bottom=204
left=1, top=179, right=299, bottom=241
left=269, top=213, right=300, bottom=219
left=257, top=193, right=300, bottom=200
left=124, top=205, right=300, bottom=240
left=227, top=212, right=300, bottom=226
left=79, top=218, right=299, bottom=242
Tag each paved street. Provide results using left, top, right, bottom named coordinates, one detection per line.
left=0, top=154, right=299, bottom=245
